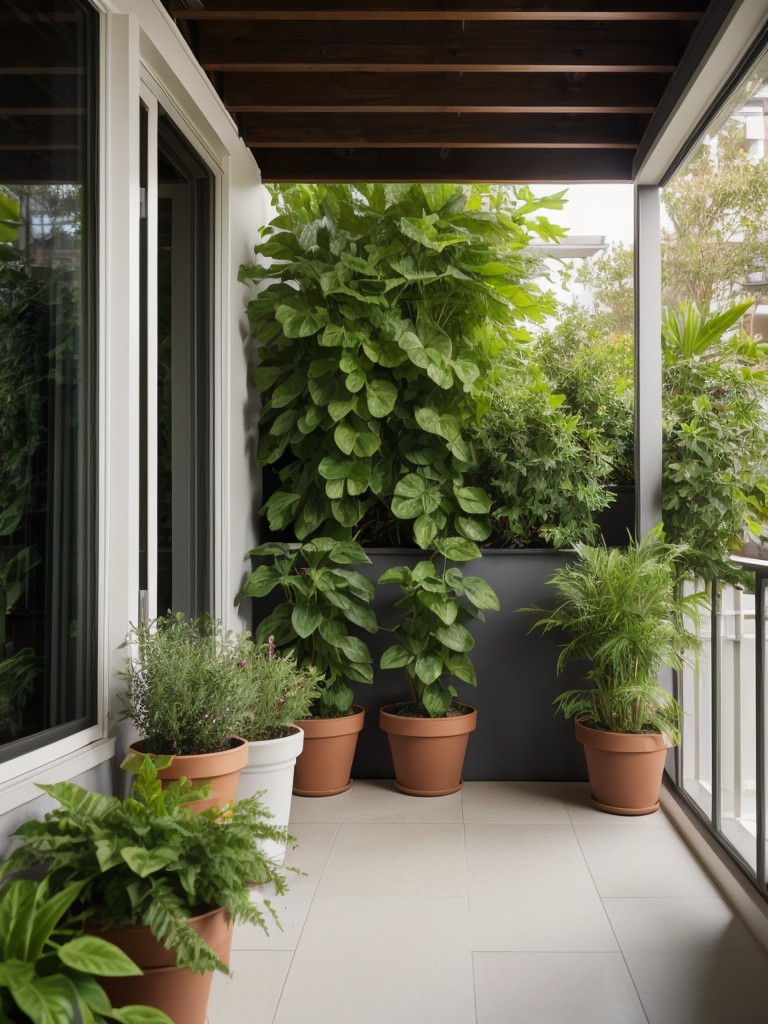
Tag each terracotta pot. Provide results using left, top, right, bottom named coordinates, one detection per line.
left=575, top=718, right=672, bottom=815
left=237, top=726, right=304, bottom=864
left=88, top=906, right=232, bottom=1024
left=129, top=737, right=248, bottom=813
left=379, top=703, right=478, bottom=797
left=292, top=706, right=364, bottom=797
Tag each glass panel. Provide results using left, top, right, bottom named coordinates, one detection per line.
left=0, top=0, right=97, bottom=757
left=680, top=582, right=713, bottom=818
left=718, top=583, right=757, bottom=870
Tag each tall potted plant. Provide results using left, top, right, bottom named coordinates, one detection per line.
left=378, top=538, right=499, bottom=796
left=237, top=536, right=378, bottom=796
left=118, top=613, right=258, bottom=811
left=233, top=636, right=321, bottom=862
left=528, top=527, right=706, bottom=814
left=0, top=756, right=290, bottom=1024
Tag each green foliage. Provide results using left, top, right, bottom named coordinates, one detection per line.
left=0, top=877, right=173, bottom=1024
left=536, top=309, right=635, bottom=485
left=378, top=545, right=499, bottom=717
left=231, top=638, right=322, bottom=741
left=240, top=182, right=563, bottom=547
left=119, top=613, right=273, bottom=755
left=237, top=537, right=378, bottom=716
left=0, top=757, right=290, bottom=976
left=662, top=302, right=768, bottom=582
left=474, top=359, right=614, bottom=548
left=529, top=527, right=706, bottom=740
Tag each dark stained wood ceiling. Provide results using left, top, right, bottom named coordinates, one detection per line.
left=162, top=0, right=713, bottom=183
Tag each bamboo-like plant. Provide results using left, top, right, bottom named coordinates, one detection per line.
left=529, top=527, right=706, bottom=742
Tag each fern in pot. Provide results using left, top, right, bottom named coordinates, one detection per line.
left=529, top=526, right=706, bottom=815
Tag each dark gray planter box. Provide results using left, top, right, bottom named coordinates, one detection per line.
left=248, top=547, right=589, bottom=782
left=352, top=549, right=587, bottom=782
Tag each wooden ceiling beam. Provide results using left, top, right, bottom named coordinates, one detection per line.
left=198, top=21, right=685, bottom=73
left=169, top=0, right=705, bottom=21
left=254, top=145, right=635, bottom=182
left=240, top=112, right=645, bottom=148
left=222, top=70, right=667, bottom=112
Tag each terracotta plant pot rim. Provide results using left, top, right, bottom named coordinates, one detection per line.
left=575, top=717, right=674, bottom=753
left=129, top=736, right=249, bottom=778
left=380, top=702, right=478, bottom=738
left=294, top=705, right=365, bottom=738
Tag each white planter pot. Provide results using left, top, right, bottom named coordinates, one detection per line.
left=237, top=726, right=304, bottom=866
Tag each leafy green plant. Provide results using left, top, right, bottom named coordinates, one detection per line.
left=662, top=301, right=768, bottom=582
left=0, top=756, right=290, bottom=976
left=237, top=537, right=377, bottom=717
left=118, top=612, right=266, bottom=755
left=0, top=877, right=172, bottom=1024
left=240, top=182, right=563, bottom=548
left=475, top=359, right=614, bottom=548
left=232, top=636, right=322, bottom=741
left=378, top=539, right=500, bottom=717
left=528, top=526, right=706, bottom=741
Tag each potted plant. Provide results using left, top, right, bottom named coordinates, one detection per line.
left=378, top=538, right=499, bottom=796
left=118, top=612, right=257, bottom=810
left=233, top=635, right=322, bottom=862
left=237, top=536, right=377, bottom=796
left=0, top=756, right=290, bottom=1024
left=0, top=877, right=173, bottom=1024
left=528, top=526, right=706, bottom=814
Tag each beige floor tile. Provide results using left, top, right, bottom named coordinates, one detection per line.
left=604, top=897, right=768, bottom=1024
left=473, top=952, right=648, bottom=1024
left=208, top=950, right=293, bottom=1024
left=344, top=778, right=464, bottom=822
left=273, top=897, right=475, bottom=1024
left=574, top=824, right=718, bottom=897
left=466, top=824, right=618, bottom=951
left=232, top=822, right=338, bottom=951
left=316, top=822, right=468, bottom=897
left=288, top=787, right=352, bottom=823
left=462, top=781, right=570, bottom=823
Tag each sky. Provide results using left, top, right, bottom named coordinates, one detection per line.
left=537, top=183, right=634, bottom=247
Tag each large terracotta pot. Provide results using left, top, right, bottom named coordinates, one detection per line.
left=379, top=703, right=478, bottom=797
left=88, top=906, right=232, bottom=1024
left=575, top=718, right=672, bottom=815
left=237, top=726, right=304, bottom=864
left=292, top=707, right=364, bottom=797
left=129, top=737, right=248, bottom=813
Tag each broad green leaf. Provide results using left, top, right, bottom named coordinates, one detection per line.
left=318, top=456, right=353, bottom=481
left=454, top=486, right=492, bottom=515
left=430, top=599, right=459, bottom=625
left=365, top=379, right=397, bottom=418
left=58, top=936, right=143, bottom=977
left=13, top=974, right=79, bottom=1024
left=455, top=516, right=492, bottom=542
left=337, top=635, right=372, bottom=664
left=415, top=654, right=443, bottom=685
left=377, top=566, right=410, bottom=586
left=110, top=1006, right=176, bottom=1024
left=353, top=431, right=381, bottom=457
left=292, top=605, right=323, bottom=638
left=413, top=512, right=438, bottom=549
left=334, top=421, right=358, bottom=456
left=238, top=565, right=281, bottom=600
left=0, top=959, right=34, bottom=987
left=121, top=846, right=176, bottom=877
left=434, top=622, right=474, bottom=653
left=345, top=368, right=366, bottom=393
left=435, top=537, right=481, bottom=561
left=380, top=644, right=412, bottom=669
left=328, top=397, right=356, bottom=421
left=275, top=301, right=328, bottom=339
left=460, top=576, right=500, bottom=611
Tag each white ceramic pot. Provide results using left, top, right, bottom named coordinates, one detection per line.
left=237, top=726, right=304, bottom=865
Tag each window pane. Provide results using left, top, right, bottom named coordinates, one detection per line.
left=0, top=0, right=97, bottom=757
